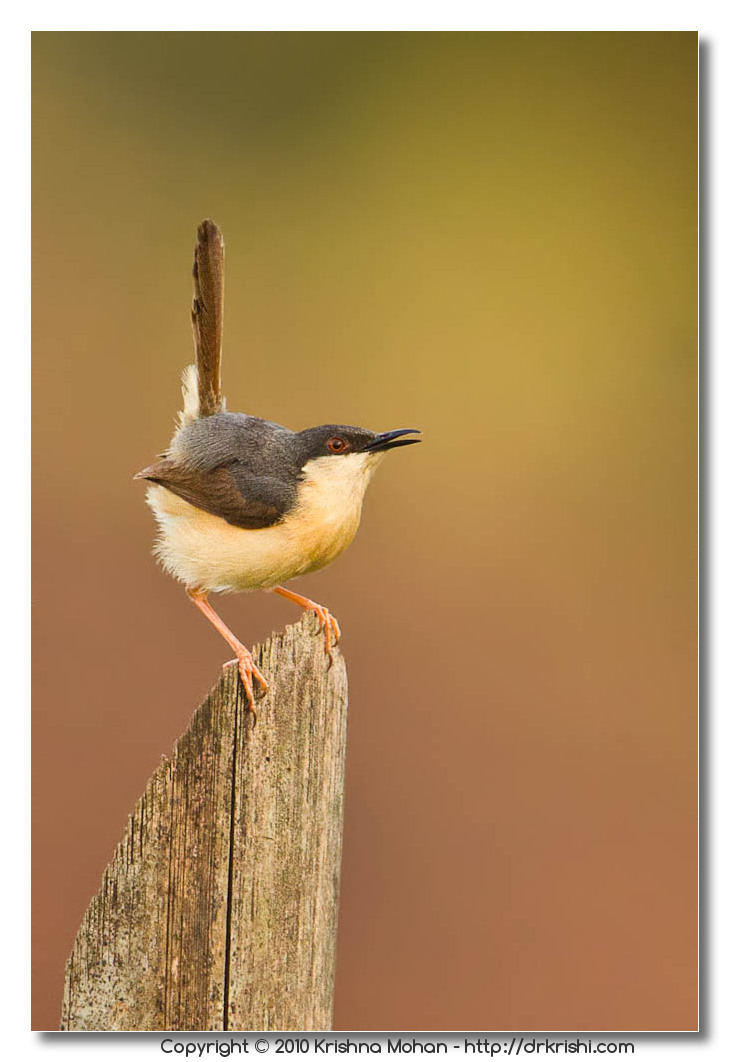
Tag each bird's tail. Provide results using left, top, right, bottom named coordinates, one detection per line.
left=177, top=363, right=201, bottom=429
left=178, top=219, right=226, bottom=429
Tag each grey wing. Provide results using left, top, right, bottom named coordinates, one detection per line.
left=135, top=457, right=298, bottom=530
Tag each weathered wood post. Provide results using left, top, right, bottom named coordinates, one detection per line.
left=61, top=613, right=348, bottom=1031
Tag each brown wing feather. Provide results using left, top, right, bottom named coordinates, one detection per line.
left=135, top=458, right=294, bottom=530
left=191, top=219, right=225, bottom=417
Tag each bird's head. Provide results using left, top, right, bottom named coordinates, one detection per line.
left=295, top=425, right=421, bottom=494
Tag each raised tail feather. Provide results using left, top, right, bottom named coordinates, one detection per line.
left=183, top=219, right=226, bottom=426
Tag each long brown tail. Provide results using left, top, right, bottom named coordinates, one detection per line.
left=191, top=219, right=225, bottom=417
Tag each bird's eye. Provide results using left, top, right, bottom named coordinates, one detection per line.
left=328, top=436, right=348, bottom=454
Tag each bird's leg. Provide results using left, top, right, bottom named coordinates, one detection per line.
left=186, top=589, right=268, bottom=714
left=274, top=586, right=341, bottom=659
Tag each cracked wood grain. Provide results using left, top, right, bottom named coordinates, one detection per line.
left=60, top=613, right=348, bottom=1031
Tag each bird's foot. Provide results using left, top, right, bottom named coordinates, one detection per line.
left=308, top=604, right=341, bottom=659
left=187, top=589, right=267, bottom=721
left=273, top=586, right=341, bottom=664
left=225, top=647, right=268, bottom=722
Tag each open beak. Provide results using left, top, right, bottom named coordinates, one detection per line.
left=363, top=429, right=422, bottom=453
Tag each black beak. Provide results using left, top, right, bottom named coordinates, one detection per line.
left=363, top=428, right=422, bottom=453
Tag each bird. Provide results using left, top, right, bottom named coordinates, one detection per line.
left=135, top=219, right=420, bottom=716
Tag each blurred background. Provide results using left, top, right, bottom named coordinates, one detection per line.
left=32, top=32, right=697, bottom=1031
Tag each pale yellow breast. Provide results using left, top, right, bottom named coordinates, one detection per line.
left=145, top=451, right=380, bottom=593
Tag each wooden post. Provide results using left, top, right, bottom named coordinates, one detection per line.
left=60, top=613, right=348, bottom=1032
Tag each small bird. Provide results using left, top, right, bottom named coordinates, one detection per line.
left=136, top=220, right=420, bottom=714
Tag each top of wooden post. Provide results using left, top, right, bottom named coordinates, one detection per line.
left=61, top=614, right=348, bottom=1032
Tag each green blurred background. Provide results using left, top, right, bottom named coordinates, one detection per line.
left=32, top=32, right=697, bottom=1030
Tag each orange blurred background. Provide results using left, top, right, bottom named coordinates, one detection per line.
left=32, top=32, right=697, bottom=1031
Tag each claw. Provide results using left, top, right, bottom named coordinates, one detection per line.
left=274, top=586, right=342, bottom=663
left=227, top=647, right=267, bottom=720
left=309, top=604, right=340, bottom=657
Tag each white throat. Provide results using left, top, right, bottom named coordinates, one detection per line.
left=298, top=450, right=383, bottom=517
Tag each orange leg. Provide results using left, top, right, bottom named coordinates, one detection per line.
left=274, top=586, right=341, bottom=658
left=187, top=589, right=268, bottom=716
